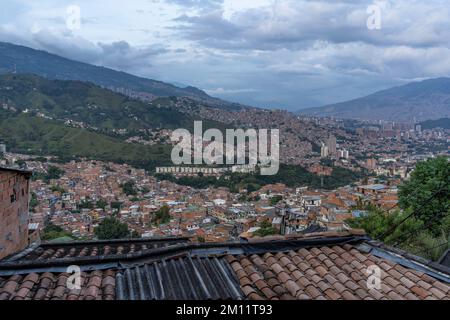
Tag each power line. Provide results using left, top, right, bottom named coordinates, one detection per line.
left=391, top=210, right=449, bottom=247
left=377, top=186, right=446, bottom=241
left=413, top=241, right=450, bottom=256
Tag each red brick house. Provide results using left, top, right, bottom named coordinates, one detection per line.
left=0, top=167, right=32, bottom=260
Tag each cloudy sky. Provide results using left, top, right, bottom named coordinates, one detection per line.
left=1, top=0, right=450, bottom=110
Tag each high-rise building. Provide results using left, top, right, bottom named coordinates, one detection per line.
left=366, top=158, right=377, bottom=170
left=343, top=150, right=349, bottom=159
left=320, top=143, right=329, bottom=158
left=0, top=144, right=5, bottom=154
left=415, top=124, right=422, bottom=133
left=326, top=135, right=337, bottom=156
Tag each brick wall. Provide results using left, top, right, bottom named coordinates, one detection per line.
left=0, top=170, right=30, bottom=260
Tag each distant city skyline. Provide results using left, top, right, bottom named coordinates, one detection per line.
left=1, top=0, right=450, bottom=110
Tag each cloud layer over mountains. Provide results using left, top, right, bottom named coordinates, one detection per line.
left=1, top=0, right=450, bottom=110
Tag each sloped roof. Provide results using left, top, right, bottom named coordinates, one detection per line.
left=0, top=233, right=449, bottom=300
left=0, top=166, right=32, bottom=177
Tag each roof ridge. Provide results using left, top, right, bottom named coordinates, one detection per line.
left=0, top=235, right=368, bottom=273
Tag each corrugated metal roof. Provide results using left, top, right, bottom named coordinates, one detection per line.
left=116, top=256, right=244, bottom=300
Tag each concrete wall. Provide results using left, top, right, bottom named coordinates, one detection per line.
left=0, top=171, right=30, bottom=260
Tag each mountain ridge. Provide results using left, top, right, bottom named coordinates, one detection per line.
left=0, top=41, right=244, bottom=110
left=298, top=78, right=450, bottom=122
left=0, top=73, right=224, bottom=134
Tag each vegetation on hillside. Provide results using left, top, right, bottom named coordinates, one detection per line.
left=151, top=205, right=171, bottom=225
left=270, top=195, right=283, bottom=206
left=121, top=180, right=138, bottom=196
left=347, top=157, right=450, bottom=261
left=32, top=165, right=65, bottom=183
left=254, top=220, right=279, bottom=237
left=94, top=217, right=134, bottom=240
left=0, top=112, right=172, bottom=170
left=0, top=42, right=242, bottom=110
left=0, top=74, right=199, bottom=132
left=156, top=165, right=363, bottom=192
left=41, top=223, right=74, bottom=241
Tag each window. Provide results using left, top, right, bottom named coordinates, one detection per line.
left=10, top=194, right=16, bottom=203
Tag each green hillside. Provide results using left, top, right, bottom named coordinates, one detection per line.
left=0, top=74, right=221, bottom=134
left=0, top=112, right=171, bottom=169
left=0, top=42, right=244, bottom=110
left=420, top=118, right=450, bottom=130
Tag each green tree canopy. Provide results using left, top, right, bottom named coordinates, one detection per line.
left=41, top=223, right=73, bottom=241
left=152, top=205, right=171, bottom=225
left=254, top=220, right=278, bottom=237
left=96, top=199, right=108, bottom=210
left=398, top=156, right=450, bottom=235
left=121, top=180, right=138, bottom=196
left=270, top=195, right=283, bottom=206
left=94, top=217, right=130, bottom=240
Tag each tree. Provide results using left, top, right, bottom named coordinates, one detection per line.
left=51, top=185, right=66, bottom=194
left=347, top=207, right=450, bottom=262
left=111, top=202, right=123, bottom=211
left=96, top=199, right=108, bottom=210
left=47, top=166, right=65, bottom=180
left=398, top=157, right=450, bottom=235
left=41, top=223, right=73, bottom=241
left=152, top=205, right=171, bottom=225
left=270, top=195, right=283, bottom=206
left=254, top=220, right=278, bottom=237
left=94, top=217, right=130, bottom=240
left=121, top=180, right=138, bottom=196
left=78, top=200, right=94, bottom=210
left=346, top=208, right=423, bottom=244
left=30, top=192, right=39, bottom=212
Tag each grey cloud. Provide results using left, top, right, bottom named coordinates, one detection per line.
left=2, top=0, right=450, bottom=112
left=166, top=0, right=223, bottom=10
left=0, top=27, right=169, bottom=74
left=173, top=0, right=450, bottom=50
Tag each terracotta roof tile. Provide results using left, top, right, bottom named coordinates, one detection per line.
left=405, top=271, right=422, bottom=283
left=0, top=270, right=116, bottom=300
left=394, top=284, right=409, bottom=297
left=305, top=285, right=322, bottom=298
left=387, top=291, right=404, bottom=300
left=411, top=286, right=431, bottom=299
left=341, top=290, right=358, bottom=300
left=387, top=268, right=403, bottom=279
left=367, top=288, right=385, bottom=300
left=285, top=280, right=301, bottom=296
left=2, top=238, right=449, bottom=301
left=429, top=287, right=447, bottom=299
left=249, top=272, right=263, bottom=283
left=432, top=281, right=450, bottom=294
left=416, top=280, right=432, bottom=291
left=404, top=292, right=420, bottom=300
left=314, top=266, right=328, bottom=277
left=384, top=276, right=401, bottom=288
left=399, top=277, right=415, bottom=289
left=354, top=288, right=369, bottom=299
left=239, top=276, right=252, bottom=287
left=221, top=242, right=450, bottom=300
